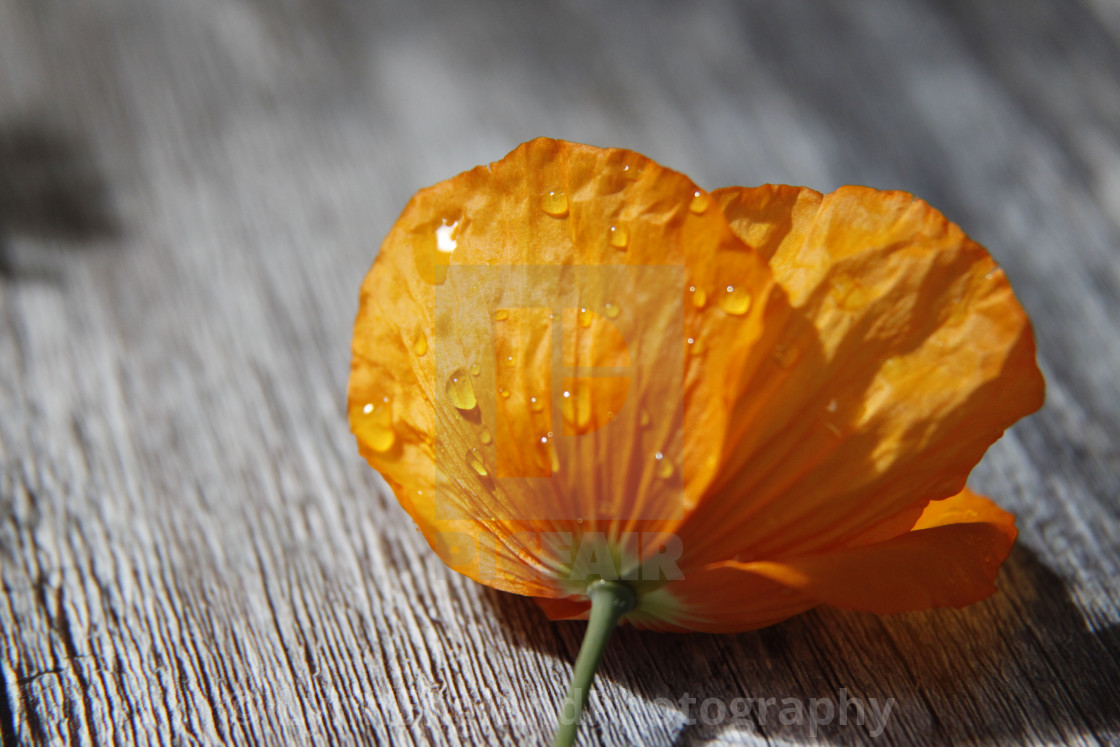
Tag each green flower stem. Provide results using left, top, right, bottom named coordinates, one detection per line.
left=551, top=580, right=638, bottom=747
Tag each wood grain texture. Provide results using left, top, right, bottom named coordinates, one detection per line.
left=1, top=0, right=1118, bottom=744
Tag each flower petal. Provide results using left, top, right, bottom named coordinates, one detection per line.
left=733, top=488, right=1017, bottom=614
left=653, top=488, right=1014, bottom=631
left=674, top=186, right=1043, bottom=568
left=349, top=139, right=778, bottom=595
left=352, top=140, right=1040, bottom=629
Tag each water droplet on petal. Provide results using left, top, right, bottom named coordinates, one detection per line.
left=499, top=387, right=511, bottom=399
left=413, top=334, right=428, bottom=357
left=529, top=396, right=544, bottom=412
left=466, top=448, right=488, bottom=477
left=355, top=399, right=395, bottom=452
left=562, top=390, right=571, bottom=398
left=719, top=285, right=752, bottom=315
left=505, top=355, right=515, bottom=367
left=772, top=343, right=802, bottom=368
left=541, top=190, right=569, bottom=218
left=639, top=410, right=650, bottom=428
left=480, top=427, right=493, bottom=445
left=494, top=309, right=509, bottom=321
left=654, top=451, right=674, bottom=479
left=604, top=303, right=620, bottom=319
left=576, top=516, right=584, bottom=525
left=690, top=286, right=707, bottom=308
left=689, top=190, right=709, bottom=214
left=469, top=363, right=481, bottom=377
left=435, top=220, right=458, bottom=253
left=578, top=308, right=592, bottom=328
left=609, top=225, right=629, bottom=249
left=414, top=220, right=457, bottom=285
left=446, top=369, right=477, bottom=411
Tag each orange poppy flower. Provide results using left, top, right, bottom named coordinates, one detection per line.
left=348, top=138, right=1043, bottom=742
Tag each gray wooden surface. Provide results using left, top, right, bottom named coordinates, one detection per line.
left=1, top=1, right=1118, bottom=744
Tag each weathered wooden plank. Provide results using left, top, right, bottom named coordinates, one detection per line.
left=1, top=0, right=1118, bottom=745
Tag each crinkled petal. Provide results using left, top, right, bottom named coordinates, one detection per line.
left=352, top=140, right=1040, bottom=629
left=674, top=185, right=1043, bottom=568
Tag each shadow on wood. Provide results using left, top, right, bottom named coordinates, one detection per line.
left=485, top=544, right=1119, bottom=745
left=0, top=118, right=121, bottom=281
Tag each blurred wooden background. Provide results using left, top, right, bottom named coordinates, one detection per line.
left=1, top=1, right=1118, bottom=744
